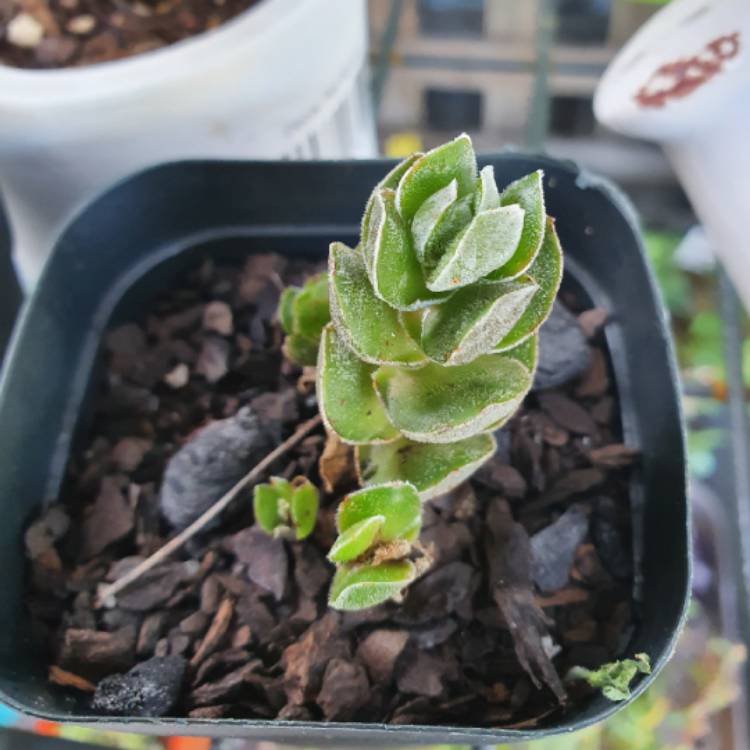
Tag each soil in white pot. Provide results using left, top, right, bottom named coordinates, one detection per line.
left=0, top=0, right=261, bottom=69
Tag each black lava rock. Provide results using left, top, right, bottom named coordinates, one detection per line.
left=531, top=505, right=589, bottom=593
left=533, top=302, right=590, bottom=391
left=92, top=655, right=187, bottom=717
left=159, top=405, right=274, bottom=529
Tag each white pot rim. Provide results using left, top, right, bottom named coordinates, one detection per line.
left=0, top=0, right=311, bottom=105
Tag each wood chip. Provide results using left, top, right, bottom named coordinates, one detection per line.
left=48, top=665, right=95, bottom=692
left=538, top=392, right=598, bottom=436
left=577, top=308, right=609, bottom=339
left=58, top=626, right=137, bottom=681
left=319, top=432, right=356, bottom=494
left=357, top=629, right=409, bottom=684
left=191, top=597, right=234, bottom=667
left=586, top=443, right=639, bottom=469
left=203, top=301, right=234, bottom=336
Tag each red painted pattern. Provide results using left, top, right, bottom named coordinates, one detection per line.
left=634, top=32, right=740, bottom=108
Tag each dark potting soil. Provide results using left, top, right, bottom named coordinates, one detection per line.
left=0, top=0, right=260, bottom=70
left=24, top=253, right=638, bottom=727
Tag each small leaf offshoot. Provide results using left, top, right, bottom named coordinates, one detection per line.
left=253, top=476, right=320, bottom=541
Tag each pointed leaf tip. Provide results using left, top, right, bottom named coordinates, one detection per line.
left=426, top=204, right=525, bottom=292
left=367, top=189, right=447, bottom=311
left=488, top=169, right=546, bottom=280
left=396, top=133, right=477, bottom=222
left=421, top=277, right=538, bottom=365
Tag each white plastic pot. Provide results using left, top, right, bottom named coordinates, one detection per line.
left=594, top=0, right=750, bottom=310
left=0, top=0, right=376, bottom=288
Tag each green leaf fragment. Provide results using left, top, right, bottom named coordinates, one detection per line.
left=337, top=482, right=421, bottom=543
left=495, top=217, right=563, bottom=352
left=488, top=169, right=546, bottom=280
left=367, top=189, right=446, bottom=311
left=317, top=324, right=400, bottom=445
left=421, top=277, right=538, bottom=365
left=279, top=273, right=330, bottom=366
left=567, top=653, right=651, bottom=702
left=253, top=477, right=318, bottom=539
left=473, top=165, right=500, bottom=212
left=327, top=515, right=385, bottom=563
left=328, top=559, right=417, bottom=611
left=283, top=334, right=320, bottom=367
left=357, top=434, right=496, bottom=500
left=253, top=482, right=284, bottom=534
left=395, top=133, right=477, bottom=222
left=290, top=479, right=320, bottom=540
left=426, top=205, right=525, bottom=292
left=328, top=241, right=426, bottom=367
left=411, top=179, right=458, bottom=263
left=373, top=354, right=532, bottom=443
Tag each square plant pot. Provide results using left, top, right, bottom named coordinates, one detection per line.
left=0, top=155, right=689, bottom=744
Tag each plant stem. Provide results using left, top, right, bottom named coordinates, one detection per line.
left=96, top=413, right=322, bottom=607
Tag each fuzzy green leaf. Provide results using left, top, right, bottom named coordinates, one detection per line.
left=328, top=560, right=417, bottom=611
left=253, top=482, right=284, bottom=534
left=421, top=277, right=538, bottom=365
left=357, top=434, right=496, bottom=500
left=494, top=217, right=563, bottom=352
left=278, top=287, right=297, bottom=334
left=396, top=133, right=477, bottom=222
left=292, top=272, right=329, bottom=339
left=283, top=334, right=319, bottom=367
left=473, top=165, right=501, bottom=212
left=420, top=194, right=475, bottom=277
left=290, top=479, right=319, bottom=540
left=337, top=482, right=421, bottom=542
left=502, top=334, right=539, bottom=371
left=328, top=242, right=426, bottom=367
left=362, top=153, right=422, bottom=264
left=488, top=169, right=546, bottom=280
left=373, top=354, right=532, bottom=443
left=411, top=179, right=458, bottom=263
left=426, top=205, right=525, bottom=292
left=366, top=189, right=446, bottom=311
left=328, top=515, right=385, bottom=563
left=317, top=324, right=400, bottom=444
left=567, top=653, right=651, bottom=702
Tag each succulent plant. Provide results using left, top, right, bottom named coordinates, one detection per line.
left=277, top=133, right=564, bottom=609
left=253, top=476, right=319, bottom=540
left=279, top=272, right=330, bottom=366
left=316, top=133, right=562, bottom=499
left=327, top=482, right=422, bottom=610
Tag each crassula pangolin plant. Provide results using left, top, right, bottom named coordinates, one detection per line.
left=278, top=133, right=563, bottom=610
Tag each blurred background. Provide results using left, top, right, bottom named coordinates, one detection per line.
left=1, top=0, right=749, bottom=748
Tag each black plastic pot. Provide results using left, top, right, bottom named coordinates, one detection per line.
left=0, top=155, right=689, bottom=744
